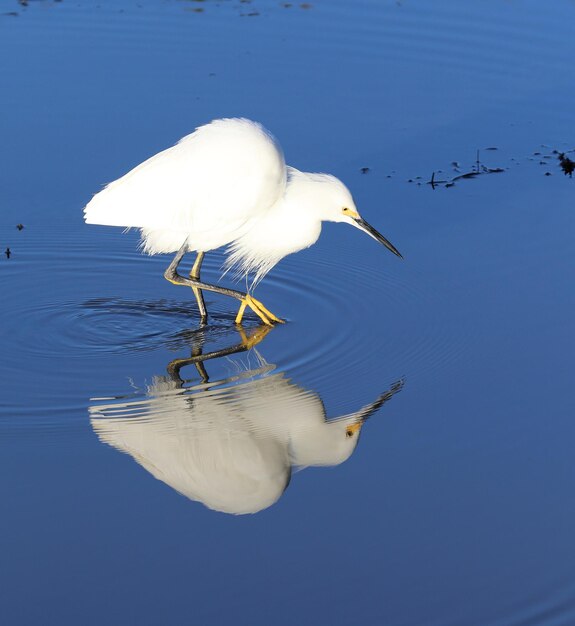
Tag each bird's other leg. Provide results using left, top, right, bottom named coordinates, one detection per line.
left=164, top=242, right=189, bottom=282
left=164, top=244, right=279, bottom=325
left=189, top=251, right=207, bottom=323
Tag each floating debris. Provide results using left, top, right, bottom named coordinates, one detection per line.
left=426, top=150, right=504, bottom=189
left=16, top=223, right=24, bottom=231
left=427, top=171, right=448, bottom=189
left=360, top=167, right=370, bottom=174
left=5, top=248, right=11, bottom=259
left=558, top=152, right=575, bottom=177
left=453, top=167, right=505, bottom=180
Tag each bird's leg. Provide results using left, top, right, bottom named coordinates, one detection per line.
left=164, top=244, right=281, bottom=325
left=189, top=251, right=207, bottom=323
left=165, top=242, right=188, bottom=281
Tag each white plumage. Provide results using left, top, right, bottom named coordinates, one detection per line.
left=90, top=369, right=382, bottom=515
left=85, top=119, right=285, bottom=255
left=84, top=118, right=401, bottom=321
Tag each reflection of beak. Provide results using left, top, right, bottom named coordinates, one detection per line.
left=352, top=216, right=403, bottom=259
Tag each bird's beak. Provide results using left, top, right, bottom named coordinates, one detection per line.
left=351, top=215, right=403, bottom=258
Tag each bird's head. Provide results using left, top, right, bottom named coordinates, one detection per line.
left=294, top=171, right=402, bottom=259
left=289, top=415, right=366, bottom=468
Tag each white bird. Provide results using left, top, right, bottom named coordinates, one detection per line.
left=84, top=118, right=402, bottom=325
left=89, top=331, right=403, bottom=515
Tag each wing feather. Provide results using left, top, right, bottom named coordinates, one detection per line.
left=84, top=119, right=287, bottom=250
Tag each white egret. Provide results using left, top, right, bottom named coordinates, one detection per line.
left=90, top=328, right=403, bottom=514
left=84, top=118, right=402, bottom=325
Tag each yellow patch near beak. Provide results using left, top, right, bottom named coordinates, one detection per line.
left=343, top=208, right=360, bottom=219
left=345, top=422, right=362, bottom=437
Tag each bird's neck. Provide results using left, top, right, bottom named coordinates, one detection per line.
left=224, top=182, right=322, bottom=283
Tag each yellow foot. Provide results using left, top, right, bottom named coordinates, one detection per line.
left=250, top=296, right=283, bottom=324
left=235, top=295, right=284, bottom=326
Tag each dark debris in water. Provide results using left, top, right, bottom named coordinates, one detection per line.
left=423, top=150, right=505, bottom=190
left=4, top=0, right=312, bottom=19
left=535, top=147, right=575, bottom=177
left=558, top=152, right=575, bottom=178
left=3, top=0, right=62, bottom=17
left=5, top=247, right=11, bottom=259
left=16, top=223, right=24, bottom=231
left=360, top=167, right=370, bottom=174
left=403, top=143, right=575, bottom=190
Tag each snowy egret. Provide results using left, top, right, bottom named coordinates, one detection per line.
left=90, top=328, right=403, bottom=514
left=84, top=118, right=402, bottom=325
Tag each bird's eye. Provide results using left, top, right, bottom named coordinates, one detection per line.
left=342, top=207, right=350, bottom=214
left=345, top=428, right=353, bottom=438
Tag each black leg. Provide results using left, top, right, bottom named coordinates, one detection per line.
left=164, top=242, right=282, bottom=325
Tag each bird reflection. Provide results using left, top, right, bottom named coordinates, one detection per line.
left=90, top=326, right=403, bottom=515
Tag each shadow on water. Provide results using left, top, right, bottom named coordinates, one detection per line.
left=89, top=324, right=403, bottom=515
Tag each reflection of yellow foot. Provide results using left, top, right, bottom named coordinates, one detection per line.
left=237, top=325, right=273, bottom=349
left=235, top=295, right=284, bottom=325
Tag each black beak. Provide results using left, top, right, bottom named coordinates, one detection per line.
left=353, top=217, right=403, bottom=258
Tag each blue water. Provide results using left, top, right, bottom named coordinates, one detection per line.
left=2, top=1, right=575, bottom=624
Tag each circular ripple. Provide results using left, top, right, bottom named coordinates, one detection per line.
left=2, top=225, right=467, bottom=367
left=1, top=224, right=469, bottom=426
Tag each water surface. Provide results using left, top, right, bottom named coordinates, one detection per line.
left=1, top=1, right=575, bottom=624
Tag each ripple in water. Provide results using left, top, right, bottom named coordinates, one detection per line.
left=1, top=222, right=467, bottom=431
